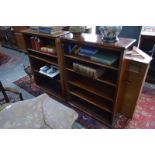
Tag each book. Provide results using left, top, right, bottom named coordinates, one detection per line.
left=38, top=26, right=62, bottom=34
left=80, top=47, right=98, bottom=55
left=78, top=47, right=98, bottom=58
left=90, top=52, right=118, bottom=65
left=78, top=52, right=92, bottom=58
left=67, top=43, right=74, bottom=54
left=73, top=62, right=105, bottom=79
left=39, top=65, right=59, bottom=78
left=73, top=47, right=81, bottom=55
left=40, top=45, right=56, bottom=55
left=30, top=37, right=35, bottom=49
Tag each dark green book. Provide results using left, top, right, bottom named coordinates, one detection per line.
left=90, top=53, right=118, bottom=65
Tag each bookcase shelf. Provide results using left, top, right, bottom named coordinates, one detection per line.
left=29, top=55, right=58, bottom=66
left=64, top=54, right=119, bottom=71
left=33, top=70, right=61, bottom=83
left=34, top=71, right=62, bottom=100
left=60, top=33, right=136, bottom=126
left=22, top=29, right=69, bottom=101
left=28, top=48, right=57, bottom=58
left=66, top=67, right=117, bottom=87
left=68, top=80, right=114, bottom=102
left=69, top=90, right=112, bottom=113
left=68, top=99, right=112, bottom=126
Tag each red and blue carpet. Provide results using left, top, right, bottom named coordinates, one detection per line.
left=0, top=52, right=11, bottom=65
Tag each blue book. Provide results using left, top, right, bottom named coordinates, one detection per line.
left=80, top=47, right=98, bottom=55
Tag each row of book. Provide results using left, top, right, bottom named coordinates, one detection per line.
left=73, top=62, right=105, bottom=79
left=30, top=36, right=56, bottom=55
left=40, top=45, right=56, bottom=55
left=68, top=44, right=118, bottom=65
left=30, top=36, right=42, bottom=51
left=39, top=65, right=59, bottom=78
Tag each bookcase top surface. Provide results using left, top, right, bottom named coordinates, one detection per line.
left=60, top=33, right=136, bottom=50
left=21, top=29, right=70, bottom=38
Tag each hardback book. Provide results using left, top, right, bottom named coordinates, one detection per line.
left=80, top=47, right=98, bottom=55
left=73, top=62, right=105, bottom=79
left=69, top=44, right=81, bottom=54
left=78, top=47, right=98, bottom=58
left=40, top=45, right=56, bottom=55
left=39, top=65, right=59, bottom=78
left=90, top=52, right=118, bottom=65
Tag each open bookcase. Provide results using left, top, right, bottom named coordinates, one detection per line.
left=22, top=29, right=69, bottom=101
left=59, top=33, right=136, bottom=127
left=22, top=29, right=151, bottom=128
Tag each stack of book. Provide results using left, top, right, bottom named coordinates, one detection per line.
left=67, top=44, right=98, bottom=57
left=73, top=62, right=105, bottom=79
left=30, top=36, right=42, bottom=51
left=78, top=47, right=98, bottom=57
left=39, top=65, right=59, bottom=78
left=38, top=26, right=62, bottom=34
left=29, top=26, right=39, bottom=31
left=90, top=52, right=118, bottom=65
left=40, top=45, right=56, bottom=55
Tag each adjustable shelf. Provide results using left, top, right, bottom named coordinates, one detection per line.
left=68, top=98, right=112, bottom=126
left=29, top=54, right=58, bottom=66
left=69, top=90, right=112, bottom=113
left=66, top=67, right=117, bottom=87
left=64, top=54, right=119, bottom=71
left=28, top=48, right=57, bottom=58
left=68, top=80, right=114, bottom=102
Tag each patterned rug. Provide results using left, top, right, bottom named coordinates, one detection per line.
left=14, top=76, right=155, bottom=129
left=0, top=52, right=11, bottom=65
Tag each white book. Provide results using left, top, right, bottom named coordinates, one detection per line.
left=39, top=70, right=60, bottom=78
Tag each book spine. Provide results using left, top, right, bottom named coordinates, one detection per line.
left=30, top=37, right=35, bottom=50
left=90, top=56, right=111, bottom=65
left=73, top=63, right=97, bottom=79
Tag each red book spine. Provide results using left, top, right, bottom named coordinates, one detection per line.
left=30, top=37, right=35, bottom=50
left=37, top=38, right=42, bottom=51
left=34, top=37, right=38, bottom=51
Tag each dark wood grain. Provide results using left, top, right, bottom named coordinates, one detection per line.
left=61, top=33, right=136, bottom=50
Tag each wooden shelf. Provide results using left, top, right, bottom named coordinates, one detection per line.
left=28, top=48, right=57, bottom=58
left=68, top=100, right=112, bottom=127
left=69, top=90, right=112, bottom=113
left=36, top=83, right=64, bottom=101
left=29, top=55, right=58, bottom=66
left=66, top=68, right=117, bottom=87
left=65, top=54, right=118, bottom=71
left=68, top=80, right=114, bottom=102
left=34, top=71, right=63, bottom=101
left=33, top=70, right=61, bottom=83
